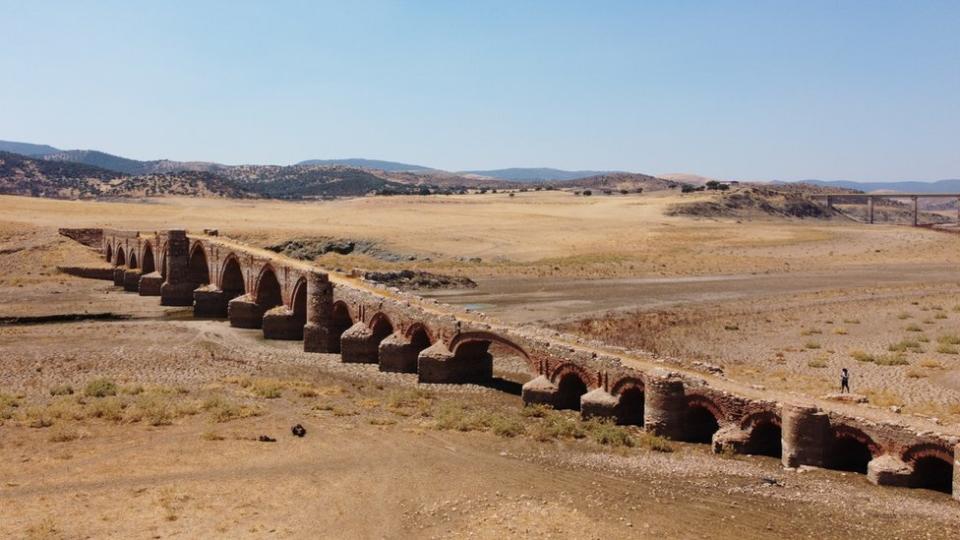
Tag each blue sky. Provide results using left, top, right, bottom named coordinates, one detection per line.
left=2, top=1, right=957, bottom=181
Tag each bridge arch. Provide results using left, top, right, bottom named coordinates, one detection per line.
left=684, top=394, right=724, bottom=444
left=403, top=322, right=434, bottom=344
left=827, top=425, right=880, bottom=474
left=128, top=251, right=138, bottom=269
left=141, top=242, right=156, bottom=274
left=902, top=443, right=954, bottom=494
left=115, top=246, right=126, bottom=267
left=219, top=254, right=245, bottom=299
left=290, top=277, right=308, bottom=323
left=329, top=301, right=354, bottom=354
left=253, top=264, right=283, bottom=311
left=740, top=410, right=782, bottom=457
left=105, top=243, right=113, bottom=263
left=368, top=312, right=395, bottom=343
left=549, top=363, right=592, bottom=411
left=159, top=245, right=168, bottom=279
left=405, top=322, right=433, bottom=353
left=188, top=242, right=210, bottom=286
left=611, top=377, right=645, bottom=426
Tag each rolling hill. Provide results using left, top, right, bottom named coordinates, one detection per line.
left=461, top=167, right=621, bottom=182
left=297, top=158, right=433, bottom=172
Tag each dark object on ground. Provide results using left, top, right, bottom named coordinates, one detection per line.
left=258, top=435, right=276, bottom=443
left=362, top=269, right=478, bottom=290
left=291, top=424, right=306, bottom=437
left=760, top=477, right=784, bottom=487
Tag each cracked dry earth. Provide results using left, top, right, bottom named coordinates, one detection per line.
left=1, top=229, right=959, bottom=539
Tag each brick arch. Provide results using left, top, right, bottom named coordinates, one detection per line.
left=610, top=376, right=645, bottom=396
left=685, top=393, right=727, bottom=424
left=328, top=300, right=354, bottom=354
left=831, top=424, right=881, bottom=457
left=115, top=246, right=126, bottom=266
left=188, top=241, right=211, bottom=286
left=290, top=277, right=308, bottom=316
left=141, top=241, right=156, bottom=274
left=158, top=244, right=167, bottom=279
left=219, top=253, right=246, bottom=296
left=105, top=243, right=113, bottom=263
left=253, top=264, right=283, bottom=308
left=403, top=321, right=435, bottom=343
left=368, top=312, right=395, bottom=342
left=739, top=409, right=781, bottom=431
left=828, top=424, right=881, bottom=474
left=128, top=250, right=138, bottom=269
left=548, top=362, right=596, bottom=389
left=901, top=442, right=954, bottom=466
left=449, top=331, right=535, bottom=373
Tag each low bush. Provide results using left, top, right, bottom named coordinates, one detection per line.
left=84, top=378, right=117, bottom=398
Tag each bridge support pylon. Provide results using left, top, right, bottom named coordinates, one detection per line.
left=781, top=404, right=830, bottom=468
left=418, top=341, right=492, bottom=384
left=643, top=374, right=686, bottom=440
left=303, top=271, right=334, bottom=353
left=160, top=230, right=196, bottom=306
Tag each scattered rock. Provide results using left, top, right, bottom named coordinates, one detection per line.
left=291, top=424, right=306, bottom=437
left=821, top=392, right=868, bottom=404
left=362, top=270, right=477, bottom=291
left=258, top=435, right=276, bottom=443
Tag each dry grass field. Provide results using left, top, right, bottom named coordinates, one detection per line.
left=2, top=191, right=960, bottom=538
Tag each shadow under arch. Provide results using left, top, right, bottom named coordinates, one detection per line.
left=902, top=443, right=954, bottom=494
left=253, top=264, right=283, bottom=311
left=188, top=242, right=211, bottom=286
left=141, top=242, right=156, bottom=274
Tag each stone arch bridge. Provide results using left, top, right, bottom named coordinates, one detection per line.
left=92, top=228, right=960, bottom=500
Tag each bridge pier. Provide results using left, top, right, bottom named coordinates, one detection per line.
left=521, top=375, right=559, bottom=406
left=712, top=425, right=752, bottom=454
left=193, top=286, right=228, bottom=317
left=781, top=404, right=830, bottom=468
left=867, top=455, right=913, bottom=487
left=228, top=294, right=264, bottom=329
left=580, top=388, right=619, bottom=421
left=643, top=375, right=686, bottom=439
left=122, top=269, right=142, bottom=292
left=303, top=272, right=334, bottom=353
left=868, top=197, right=874, bottom=224
left=955, top=443, right=959, bottom=501
left=160, top=230, right=196, bottom=306
left=378, top=332, right=419, bottom=373
left=138, top=271, right=163, bottom=296
left=112, top=267, right=125, bottom=286
left=262, top=306, right=303, bottom=340
left=418, top=341, right=491, bottom=384
left=912, top=196, right=918, bottom=226
left=340, top=322, right=379, bottom=363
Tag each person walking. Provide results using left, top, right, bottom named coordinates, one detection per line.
left=840, top=368, right=850, bottom=393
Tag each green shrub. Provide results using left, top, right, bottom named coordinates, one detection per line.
left=874, top=353, right=909, bottom=366
left=584, top=419, right=634, bottom=447
left=84, top=378, right=117, bottom=398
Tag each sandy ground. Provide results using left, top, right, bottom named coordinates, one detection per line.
left=2, top=193, right=960, bottom=537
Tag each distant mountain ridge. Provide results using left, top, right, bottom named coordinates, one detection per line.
left=297, top=158, right=433, bottom=172
left=0, top=140, right=62, bottom=156
left=796, top=179, right=960, bottom=194
left=461, top=167, right=622, bottom=182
